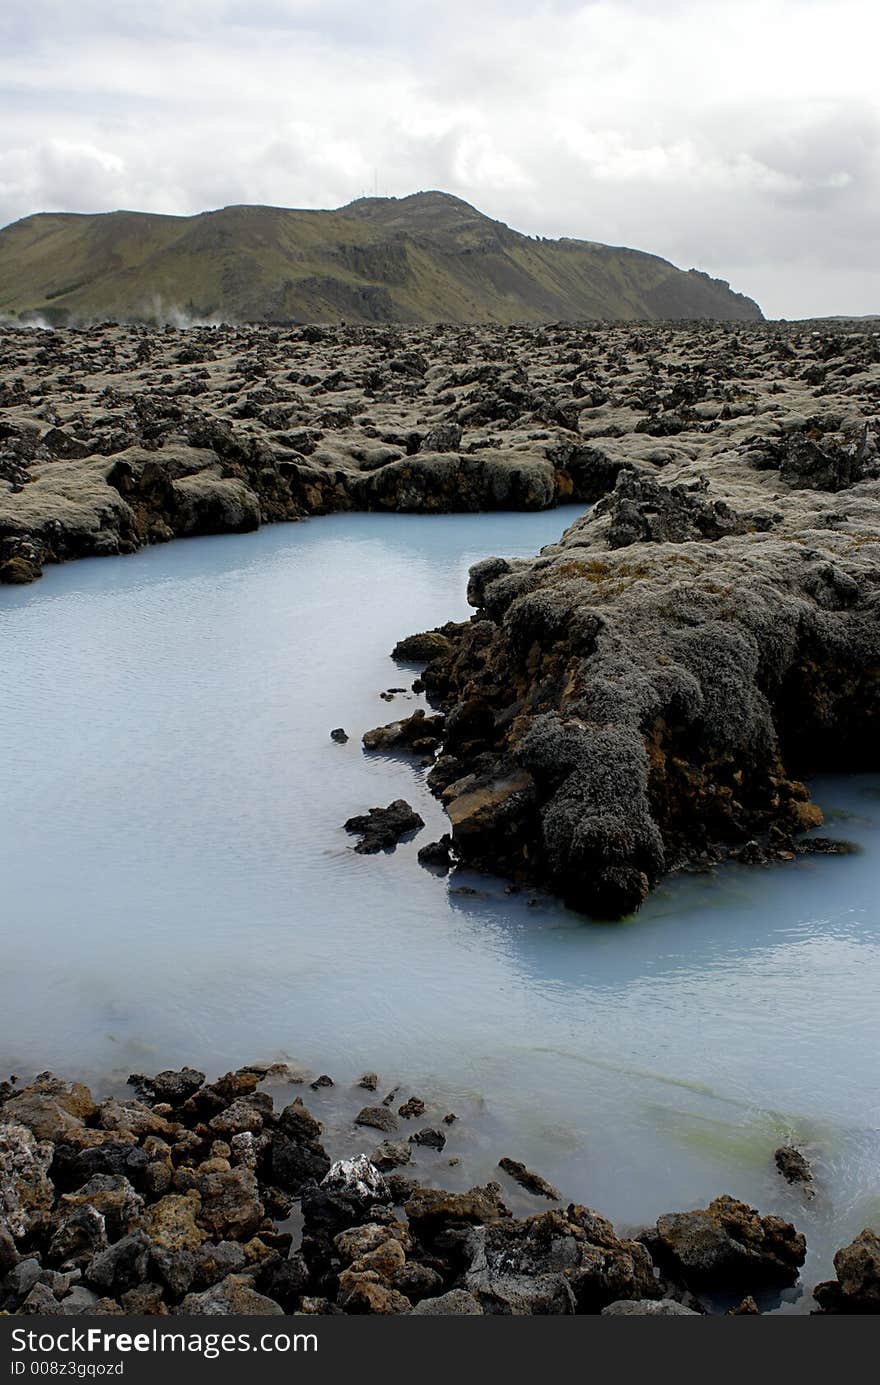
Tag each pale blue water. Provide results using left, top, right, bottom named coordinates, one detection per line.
left=1, top=507, right=878, bottom=1308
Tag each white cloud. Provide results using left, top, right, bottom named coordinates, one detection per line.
left=0, top=0, right=878, bottom=315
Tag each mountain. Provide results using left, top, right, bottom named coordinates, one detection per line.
left=0, top=190, right=762, bottom=325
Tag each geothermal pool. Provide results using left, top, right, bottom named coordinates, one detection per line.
left=1, top=506, right=878, bottom=1310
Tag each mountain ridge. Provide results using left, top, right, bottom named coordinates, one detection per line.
left=0, top=190, right=763, bottom=325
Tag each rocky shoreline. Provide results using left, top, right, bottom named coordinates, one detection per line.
left=373, top=339, right=879, bottom=916
left=2, top=321, right=877, bottom=1318
left=3, top=318, right=877, bottom=917
left=0, top=319, right=626, bottom=586
left=1, top=1064, right=875, bottom=1316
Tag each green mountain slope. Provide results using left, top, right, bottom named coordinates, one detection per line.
left=0, top=190, right=762, bottom=324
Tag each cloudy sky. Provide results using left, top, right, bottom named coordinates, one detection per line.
left=1, top=0, right=877, bottom=317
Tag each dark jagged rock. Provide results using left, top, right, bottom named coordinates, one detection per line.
left=750, top=420, right=879, bottom=493
left=409, top=1127, right=446, bottom=1151
left=641, top=1195, right=806, bottom=1291
left=128, top=1068, right=205, bottom=1107
left=355, top=1106, right=399, bottom=1134
left=774, top=1146, right=814, bottom=1190
left=794, top=836, right=859, bottom=857
left=268, top=1098, right=331, bottom=1192
left=602, top=1298, right=700, bottom=1315
left=51, top=1140, right=150, bottom=1193
left=392, top=629, right=455, bottom=662
left=498, top=1157, right=561, bottom=1201
left=257, top=1253, right=310, bottom=1312
left=362, top=709, right=445, bottom=754
left=463, top=1205, right=657, bottom=1314
left=85, top=1232, right=152, bottom=1295
left=397, top=1098, right=425, bottom=1120
left=813, top=1229, right=880, bottom=1313
left=343, top=800, right=424, bottom=853
left=404, top=1185, right=511, bottom=1236
left=417, top=836, right=454, bottom=872
left=598, top=468, right=749, bottom=547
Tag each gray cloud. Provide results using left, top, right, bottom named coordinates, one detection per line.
left=0, top=0, right=878, bottom=316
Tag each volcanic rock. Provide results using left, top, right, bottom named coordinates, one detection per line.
left=344, top=800, right=424, bottom=853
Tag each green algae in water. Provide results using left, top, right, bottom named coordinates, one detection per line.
left=647, top=1104, right=844, bottom=1169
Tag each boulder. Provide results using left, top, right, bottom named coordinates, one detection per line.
left=128, top=1068, right=206, bottom=1106
left=334, top=1222, right=410, bottom=1266
left=344, top=800, right=425, bottom=853
left=257, top=1253, right=310, bottom=1312
left=362, top=709, right=445, bottom=754
left=2, top=1075, right=96, bottom=1141
left=2, top=1258, right=42, bottom=1309
left=773, top=1146, right=814, bottom=1190
left=85, top=1232, right=152, bottom=1295
left=0, top=1122, right=55, bottom=1238
left=190, top=1240, right=247, bottom=1290
left=814, top=1228, right=880, bottom=1313
left=51, top=1138, right=149, bottom=1193
left=392, top=630, right=454, bottom=663
left=643, top=1195, right=806, bottom=1290
left=47, top=1204, right=108, bottom=1266
left=193, top=1161, right=264, bottom=1241
left=171, top=471, right=261, bottom=537
left=178, top=1273, right=284, bottom=1315
left=498, top=1157, right=561, bottom=1201
left=322, top=1156, right=390, bottom=1207
left=602, top=1298, right=700, bottom=1315
left=410, top=1289, right=484, bottom=1315
left=371, top=1140, right=412, bottom=1171
left=144, top=1193, right=207, bottom=1252
left=268, top=1098, right=331, bottom=1192
left=463, top=1206, right=656, bottom=1315
left=355, top=1106, right=399, bottom=1134
left=405, top=1185, right=511, bottom=1237
left=57, top=1174, right=145, bottom=1242
left=97, top=1098, right=176, bottom=1139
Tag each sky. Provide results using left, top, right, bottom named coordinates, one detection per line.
left=1, top=0, right=878, bottom=318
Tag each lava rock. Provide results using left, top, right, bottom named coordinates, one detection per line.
left=355, top=1106, right=399, bottom=1134
left=814, top=1228, right=880, bottom=1313
left=642, top=1195, right=806, bottom=1291
left=774, top=1146, right=814, bottom=1190
left=344, top=800, right=425, bottom=853
left=602, top=1298, right=700, bottom=1315
left=498, top=1157, right=561, bottom=1201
